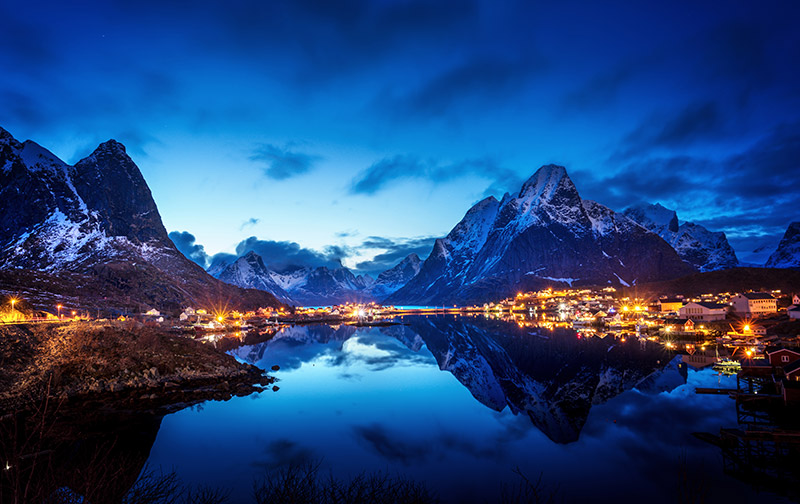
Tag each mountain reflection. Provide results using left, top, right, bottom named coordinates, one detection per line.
left=232, top=315, right=687, bottom=444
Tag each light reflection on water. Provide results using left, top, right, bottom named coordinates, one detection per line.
left=145, top=316, right=783, bottom=503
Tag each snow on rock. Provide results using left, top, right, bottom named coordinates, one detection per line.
left=766, top=222, right=800, bottom=269
left=387, top=165, right=692, bottom=305
left=623, top=203, right=738, bottom=272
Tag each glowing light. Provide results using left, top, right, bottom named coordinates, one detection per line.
left=217, top=316, right=224, bottom=323
left=622, top=306, right=629, bottom=312
left=743, top=324, right=750, bottom=332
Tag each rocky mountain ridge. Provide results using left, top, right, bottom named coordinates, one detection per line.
left=622, top=203, right=739, bottom=272
left=766, top=221, right=800, bottom=269
left=0, top=126, right=280, bottom=312
left=386, top=165, right=694, bottom=305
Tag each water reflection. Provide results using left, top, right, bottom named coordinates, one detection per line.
left=230, top=316, right=686, bottom=443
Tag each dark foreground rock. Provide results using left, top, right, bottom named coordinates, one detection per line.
left=0, top=321, right=274, bottom=414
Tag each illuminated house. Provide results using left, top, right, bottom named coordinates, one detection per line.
left=678, top=301, right=728, bottom=321
left=730, top=292, right=777, bottom=316
left=658, top=298, right=683, bottom=313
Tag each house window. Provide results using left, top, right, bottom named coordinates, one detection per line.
left=782, top=355, right=790, bottom=363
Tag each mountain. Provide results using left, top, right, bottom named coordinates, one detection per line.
left=387, top=165, right=694, bottom=305
left=212, top=251, right=424, bottom=306
left=216, top=252, right=295, bottom=304
left=622, top=203, right=738, bottom=271
left=371, top=253, right=422, bottom=300
left=211, top=251, right=376, bottom=306
left=0, top=126, right=280, bottom=312
left=766, top=222, right=800, bottom=269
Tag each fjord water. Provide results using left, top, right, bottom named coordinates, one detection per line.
left=146, top=316, right=775, bottom=503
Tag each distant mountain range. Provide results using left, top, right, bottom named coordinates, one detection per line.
left=0, top=126, right=280, bottom=312
left=212, top=164, right=799, bottom=305
left=211, top=250, right=422, bottom=306
left=3, top=125, right=797, bottom=310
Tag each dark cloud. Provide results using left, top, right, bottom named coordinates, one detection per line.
left=399, top=55, right=546, bottom=117
left=354, top=236, right=436, bottom=275
left=250, top=143, right=320, bottom=180
left=352, top=423, right=430, bottom=464
left=612, top=102, right=725, bottom=162
left=240, top=217, right=260, bottom=230
left=251, top=439, right=315, bottom=470
left=580, top=121, right=800, bottom=246
left=561, top=60, right=647, bottom=111
left=349, top=156, right=516, bottom=196
left=168, top=231, right=210, bottom=267
left=235, top=236, right=344, bottom=272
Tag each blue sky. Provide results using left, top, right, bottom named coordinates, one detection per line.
left=2, top=0, right=798, bottom=274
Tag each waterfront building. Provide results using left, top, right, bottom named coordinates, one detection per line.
left=730, top=292, right=777, bottom=316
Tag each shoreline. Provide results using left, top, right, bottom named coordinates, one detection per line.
left=0, top=321, right=275, bottom=415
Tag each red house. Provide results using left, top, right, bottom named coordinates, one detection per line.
left=766, top=348, right=800, bottom=367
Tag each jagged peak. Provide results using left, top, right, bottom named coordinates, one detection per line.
left=0, top=125, right=21, bottom=147
left=241, top=250, right=261, bottom=261
left=517, top=164, right=579, bottom=205
left=95, top=139, right=127, bottom=155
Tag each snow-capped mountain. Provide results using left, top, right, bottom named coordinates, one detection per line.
left=211, top=250, right=378, bottom=306
left=623, top=203, right=738, bottom=271
left=766, top=222, right=800, bottom=269
left=212, top=251, right=424, bottom=306
left=370, top=253, right=422, bottom=299
left=272, top=265, right=374, bottom=306
left=387, top=165, right=693, bottom=305
left=216, top=252, right=295, bottom=304
left=0, top=126, right=280, bottom=311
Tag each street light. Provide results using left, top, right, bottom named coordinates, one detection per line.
left=10, top=298, right=17, bottom=311
left=57, top=304, right=62, bottom=319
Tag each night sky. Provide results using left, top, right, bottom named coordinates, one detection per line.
left=2, top=0, right=798, bottom=275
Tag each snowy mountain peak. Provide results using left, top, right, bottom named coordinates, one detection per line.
left=623, top=203, right=678, bottom=234
left=518, top=165, right=575, bottom=202
left=623, top=203, right=737, bottom=272
left=388, top=164, right=693, bottom=305
left=766, top=222, right=800, bottom=269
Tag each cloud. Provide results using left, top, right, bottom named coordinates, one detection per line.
left=168, top=231, right=210, bottom=267
left=349, top=155, right=517, bottom=196
left=353, top=236, right=437, bottom=275
left=251, top=439, right=315, bottom=470
left=399, top=55, right=547, bottom=117
left=580, top=121, right=800, bottom=247
left=250, top=143, right=320, bottom=180
left=235, top=236, right=345, bottom=272
left=352, top=423, right=430, bottom=464
left=611, top=102, right=725, bottom=162
left=240, top=217, right=260, bottom=230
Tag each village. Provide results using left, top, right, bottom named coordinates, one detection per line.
left=4, top=287, right=800, bottom=397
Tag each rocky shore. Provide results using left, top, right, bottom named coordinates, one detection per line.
left=0, top=321, right=275, bottom=413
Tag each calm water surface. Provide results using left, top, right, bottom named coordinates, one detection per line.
left=146, top=316, right=788, bottom=503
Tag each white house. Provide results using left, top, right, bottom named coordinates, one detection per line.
left=145, top=308, right=161, bottom=317
left=789, top=307, right=800, bottom=320
left=730, top=292, right=777, bottom=316
left=679, top=301, right=728, bottom=321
